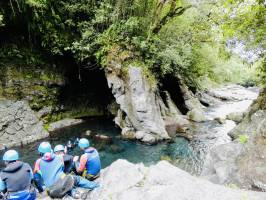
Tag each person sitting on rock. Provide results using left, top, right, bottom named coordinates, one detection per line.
left=33, top=142, right=99, bottom=198
left=0, top=150, right=36, bottom=200
left=54, top=144, right=75, bottom=174
left=74, top=138, right=101, bottom=180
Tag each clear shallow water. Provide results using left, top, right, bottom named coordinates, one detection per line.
left=0, top=118, right=201, bottom=174
left=0, top=85, right=260, bottom=175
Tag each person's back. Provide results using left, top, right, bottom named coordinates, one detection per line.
left=75, top=138, right=101, bottom=180
left=36, top=152, right=64, bottom=187
left=83, top=147, right=101, bottom=176
left=1, top=161, right=32, bottom=193
left=0, top=150, right=36, bottom=200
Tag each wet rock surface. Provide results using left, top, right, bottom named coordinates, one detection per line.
left=202, top=91, right=266, bottom=191
left=38, top=159, right=266, bottom=200
left=0, top=100, right=49, bottom=148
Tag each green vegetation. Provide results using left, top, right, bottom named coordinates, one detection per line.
left=222, top=0, right=266, bottom=86
left=238, top=134, right=249, bottom=144
left=0, top=0, right=265, bottom=122
left=1, top=0, right=263, bottom=91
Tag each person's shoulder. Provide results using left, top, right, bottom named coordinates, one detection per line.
left=22, top=162, right=31, bottom=168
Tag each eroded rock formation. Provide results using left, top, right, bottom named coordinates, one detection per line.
left=0, top=100, right=49, bottom=149
left=105, top=62, right=200, bottom=143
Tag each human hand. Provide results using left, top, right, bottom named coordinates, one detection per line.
left=73, top=156, right=79, bottom=162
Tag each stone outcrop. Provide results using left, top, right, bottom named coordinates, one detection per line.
left=202, top=91, right=266, bottom=191
left=106, top=63, right=187, bottom=143
left=0, top=100, right=49, bottom=148
left=48, top=118, right=84, bottom=132
left=39, top=159, right=266, bottom=200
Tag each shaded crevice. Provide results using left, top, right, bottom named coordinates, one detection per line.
left=160, top=75, right=189, bottom=115
left=58, top=59, right=115, bottom=116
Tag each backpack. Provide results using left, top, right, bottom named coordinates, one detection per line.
left=47, top=175, right=74, bottom=199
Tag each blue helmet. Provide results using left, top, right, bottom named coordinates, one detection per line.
left=3, top=150, right=19, bottom=161
left=54, top=144, right=65, bottom=153
left=38, top=142, right=52, bottom=154
left=78, top=138, right=90, bottom=149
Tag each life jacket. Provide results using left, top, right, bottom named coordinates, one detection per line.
left=39, top=153, right=64, bottom=187
left=84, top=148, right=101, bottom=176
left=0, top=161, right=32, bottom=193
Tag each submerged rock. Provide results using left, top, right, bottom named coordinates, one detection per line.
left=0, top=100, right=49, bottom=148
left=94, top=134, right=113, bottom=143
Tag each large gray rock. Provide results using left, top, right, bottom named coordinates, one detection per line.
left=105, top=62, right=203, bottom=143
left=196, top=91, right=222, bottom=106
left=106, top=64, right=171, bottom=143
left=187, top=108, right=207, bottom=122
left=226, top=112, right=245, bottom=124
left=0, top=100, right=49, bottom=148
left=202, top=91, right=266, bottom=191
left=38, top=159, right=266, bottom=200
left=90, top=160, right=266, bottom=200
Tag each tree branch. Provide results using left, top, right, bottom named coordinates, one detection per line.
left=152, top=5, right=193, bottom=34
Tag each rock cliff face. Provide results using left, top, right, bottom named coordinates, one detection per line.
left=202, top=90, right=266, bottom=191
left=105, top=63, right=200, bottom=143
left=39, top=159, right=266, bottom=200
left=0, top=100, right=49, bottom=149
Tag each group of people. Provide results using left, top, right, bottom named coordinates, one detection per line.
left=0, top=138, right=101, bottom=200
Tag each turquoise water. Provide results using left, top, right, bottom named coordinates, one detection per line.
left=0, top=118, right=201, bottom=174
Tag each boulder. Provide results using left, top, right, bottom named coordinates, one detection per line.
left=89, top=160, right=266, bottom=200
left=187, top=108, right=207, bottom=122
left=226, top=112, right=244, bottom=124
left=215, top=117, right=226, bottom=124
left=196, top=91, right=222, bottom=106
left=38, top=159, right=266, bottom=200
left=164, top=116, right=192, bottom=139
left=0, top=100, right=49, bottom=148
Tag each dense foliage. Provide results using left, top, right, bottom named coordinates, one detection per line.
left=0, top=0, right=261, bottom=89
left=222, top=0, right=266, bottom=85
